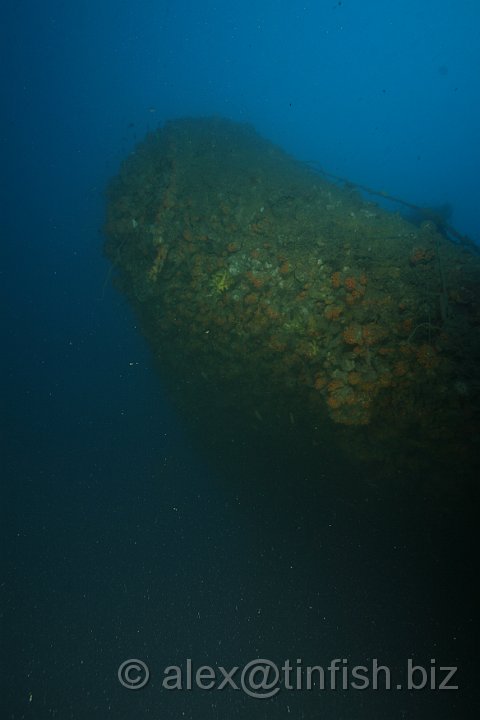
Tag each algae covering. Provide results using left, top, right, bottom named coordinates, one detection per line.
left=104, top=117, right=480, bottom=480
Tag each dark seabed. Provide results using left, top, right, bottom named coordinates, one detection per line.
left=2, top=1, right=479, bottom=718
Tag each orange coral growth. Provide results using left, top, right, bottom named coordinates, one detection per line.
left=279, top=261, right=290, bottom=274
left=331, top=271, right=342, bottom=288
left=327, top=379, right=344, bottom=393
left=400, top=317, right=414, bottom=335
left=327, top=385, right=356, bottom=411
left=393, top=361, right=409, bottom=377
left=409, top=247, right=435, bottom=266
left=359, top=381, right=376, bottom=394
left=361, top=323, right=381, bottom=346
left=314, top=375, right=326, bottom=390
left=324, top=305, right=343, bottom=320
left=344, top=276, right=356, bottom=290
left=227, top=242, right=239, bottom=253
left=416, top=343, right=438, bottom=369
left=348, top=371, right=361, bottom=385
left=345, top=288, right=365, bottom=304
left=246, top=271, right=264, bottom=288
left=343, top=324, right=363, bottom=345
left=265, top=305, right=280, bottom=320
left=327, top=394, right=343, bottom=409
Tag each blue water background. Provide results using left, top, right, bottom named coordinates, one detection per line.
left=2, top=1, right=478, bottom=718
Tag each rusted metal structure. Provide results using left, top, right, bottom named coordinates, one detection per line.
left=104, top=117, right=480, bottom=481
